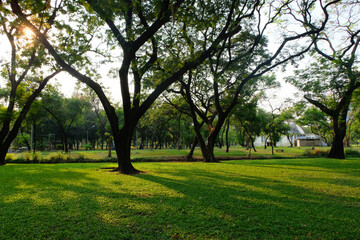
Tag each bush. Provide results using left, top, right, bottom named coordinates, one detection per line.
left=48, top=153, right=71, bottom=163
left=73, top=153, right=85, bottom=162
left=303, top=148, right=329, bottom=157
left=345, top=148, right=360, bottom=156
left=85, top=144, right=92, bottom=150
left=5, top=154, right=13, bottom=162
left=32, top=152, right=42, bottom=163
left=22, top=152, right=32, bottom=162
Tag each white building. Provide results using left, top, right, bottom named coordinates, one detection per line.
left=253, top=120, right=326, bottom=147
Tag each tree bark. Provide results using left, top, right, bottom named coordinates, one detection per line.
left=225, top=118, right=230, bottom=153
left=0, top=145, right=9, bottom=165
left=186, top=136, right=197, bottom=161
left=108, top=120, right=140, bottom=174
left=329, top=133, right=345, bottom=159
left=107, top=137, right=112, bottom=157
left=251, top=138, right=257, bottom=152
left=200, top=134, right=218, bottom=162
left=328, top=117, right=346, bottom=159
left=114, top=129, right=140, bottom=174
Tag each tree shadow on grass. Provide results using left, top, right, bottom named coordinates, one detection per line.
left=0, top=162, right=359, bottom=239
left=134, top=163, right=360, bottom=239
left=223, top=158, right=360, bottom=186
left=225, top=158, right=360, bottom=174
left=0, top=164, right=172, bottom=239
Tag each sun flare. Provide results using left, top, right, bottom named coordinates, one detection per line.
left=23, top=27, right=35, bottom=39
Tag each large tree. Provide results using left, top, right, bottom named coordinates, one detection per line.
left=0, top=2, right=61, bottom=165
left=10, top=0, right=259, bottom=173
left=168, top=0, right=338, bottom=162
left=287, top=1, right=359, bottom=159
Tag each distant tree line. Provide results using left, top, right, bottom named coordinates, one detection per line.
left=11, top=83, right=360, bottom=155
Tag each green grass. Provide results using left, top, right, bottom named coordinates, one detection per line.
left=0, top=158, right=359, bottom=239
left=7, top=146, right=347, bottom=163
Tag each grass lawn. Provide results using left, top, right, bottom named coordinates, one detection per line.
left=6, top=146, right=343, bottom=163
left=0, top=158, right=359, bottom=239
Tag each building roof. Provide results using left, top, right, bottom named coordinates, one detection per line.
left=296, top=134, right=321, bottom=140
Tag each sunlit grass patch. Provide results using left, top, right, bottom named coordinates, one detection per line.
left=0, top=159, right=359, bottom=239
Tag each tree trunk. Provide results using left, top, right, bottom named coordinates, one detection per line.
left=246, top=136, right=251, bottom=150
left=0, top=135, right=15, bottom=165
left=114, top=130, right=140, bottom=174
left=329, top=133, right=345, bottom=159
left=63, top=137, right=69, bottom=153
left=108, top=137, right=112, bottom=158
left=286, top=135, right=293, bottom=147
left=20, top=127, right=31, bottom=151
left=247, top=145, right=251, bottom=159
left=0, top=147, right=8, bottom=165
left=264, top=136, right=269, bottom=149
left=202, top=148, right=216, bottom=162
left=225, top=118, right=230, bottom=153
left=186, top=136, right=198, bottom=161
left=201, top=136, right=218, bottom=162
left=251, top=138, right=257, bottom=152
left=328, top=117, right=346, bottom=159
left=109, top=119, right=140, bottom=174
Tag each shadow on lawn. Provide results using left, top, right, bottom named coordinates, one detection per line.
left=134, top=164, right=360, bottom=239
left=228, top=158, right=360, bottom=179
left=0, top=165, right=136, bottom=239
left=0, top=161, right=359, bottom=239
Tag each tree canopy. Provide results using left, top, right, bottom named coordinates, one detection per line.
left=287, top=1, right=360, bottom=158
left=0, top=0, right=357, bottom=171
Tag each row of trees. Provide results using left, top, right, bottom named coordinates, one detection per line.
left=9, top=86, right=285, bottom=153
left=0, top=0, right=359, bottom=173
left=14, top=85, right=360, bottom=155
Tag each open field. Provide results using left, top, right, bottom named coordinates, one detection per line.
left=7, top=146, right=360, bottom=163
left=0, top=158, right=359, bottom=239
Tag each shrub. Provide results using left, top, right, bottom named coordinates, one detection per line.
left=85, top=144, right=92, bottom=150
left=14, top=155, right=25, bottom=163
left=303, top=148, right=329, bottom=157
left=74, top=153, right=85, bottom=162
left=345, top=148, right=360, bottom=156
left=32, top=152, right=42, bottom=163
left=5, top=154, right=13, bottom=162
left=22, top=152, right=32, bottom=162
left=48, top=153, right=71, bottom=163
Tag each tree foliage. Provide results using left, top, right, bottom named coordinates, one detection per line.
left=0, top=1, right=61, bottom=164
left=286, top=1, right=360, bottom=158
